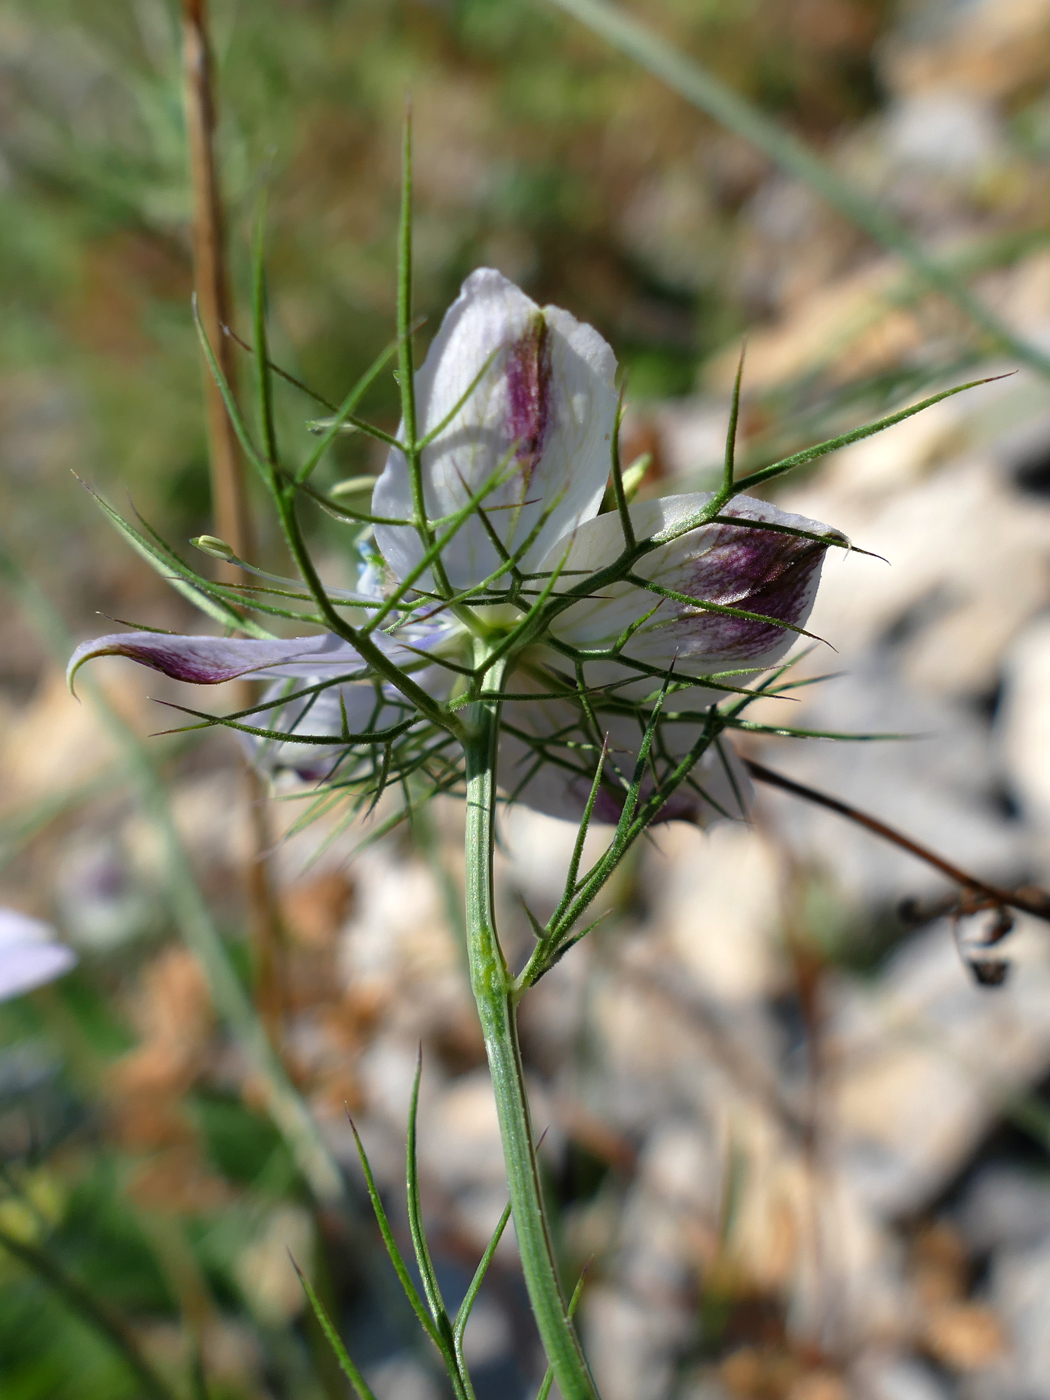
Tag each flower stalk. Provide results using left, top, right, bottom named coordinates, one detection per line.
left=462, top=648, right=599, bottom=1400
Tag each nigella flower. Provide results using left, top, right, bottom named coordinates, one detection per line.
left=0, top=909, right=76, bottom=1002
left=69, top=268, right=841, bottom=825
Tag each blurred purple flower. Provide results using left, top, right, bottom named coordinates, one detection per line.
left=0, top=909, right=76, bottom=1001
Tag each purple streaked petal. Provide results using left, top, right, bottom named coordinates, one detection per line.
left=67, top=630, right=369, bottom=688
left=548, top=491, right=842, bottom=676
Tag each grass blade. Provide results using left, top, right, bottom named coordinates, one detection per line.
left=543, top=0, right=1050, bottom=380
left=453, top=1202, right=512, bottom=1374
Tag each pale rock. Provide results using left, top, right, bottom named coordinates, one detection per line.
left=450, top=1183, right=517, bottom=1258
left=985, top=1240, right=1050, bottom=1398
left=748, top=176, right=823, bottom=246
left=653, top=822, right=787, bottom=1004
left=882, top=0, right=1050, bottom=101
left=233, top=1204, right=313, bottom=1325
left=419, top=1068, right=507, bottom=1191
left=754, top=659, right=1024, bottom=907
left=500, top=803, right=606, bottom=911
left=785, top=449, right=1050, bottom=697
left=168, top=772, right=250, bottom=870
left=1, top=667, right=147, bottom=801
left=883, top=92, right=1002, bottom=177
left=56, top=834, right=155, bottom=951
left=583, top=1284, right=681, bottom=1400
left=648, top=397, right=730, bottom=482
left=337, top=845, right=472, bottom=1041
left=458, top=1289, right=512, bottom=1368
left=615, top=1122, right=724, bottom=1298
left=340, top=848, right=444, bottom=986
left=957, top=1165, right=1050, bottom=1253
left=812, top=398, right=968, bottom=503
left=851, top=1354, right=951, bottom=1400
left=704, top=256, right=921, bottom=393
left=617, top=166, right=714, bottom=294
left=357, top=1036, right=440, bottom=1134
left=365, top=1355, right=443, bottom=1400
left=999, top=614, right=1050, bottom=835
left=829, top=919, right=1050, bottom=1215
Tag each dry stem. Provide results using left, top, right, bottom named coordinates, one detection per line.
left=181, top=0, right=285, bottom=1035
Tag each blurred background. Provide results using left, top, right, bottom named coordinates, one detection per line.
left=3, top=0, right=1050, bottom=1397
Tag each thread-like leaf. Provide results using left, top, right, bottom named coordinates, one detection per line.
left=536, top=1270, right=587, bottom=1400
left=723, top=342, right=745, bottom=492
left=81, top=483, right=273, bottom=638
left=347, top=1115, right=442, bottom=1348
left=291, top=1255, right=378, bottom=1400
left=453, top=1201, right=513, bottom=1371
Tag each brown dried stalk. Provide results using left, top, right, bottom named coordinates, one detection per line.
left=744, top=758, right=1050, bottom=924
left=181, top=0, right=253, bottom=566
left=181, top=0, right=284, bottom=1033
left=746, top=757, right=1050, bottom=984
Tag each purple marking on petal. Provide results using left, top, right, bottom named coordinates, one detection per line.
left=504, top=314, right=552, bottom=486
left=587, top=771, right=710, bottom=826
left=673, top=520, right=828, bottom=662
left=67, top=631, right=365, bottom=688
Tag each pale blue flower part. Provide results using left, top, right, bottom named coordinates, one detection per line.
left=0, top=909, right=76, bottom=1001
left=68, top=269, right=839, bottom=820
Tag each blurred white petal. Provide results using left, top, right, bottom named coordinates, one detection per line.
left=0, top=910, right=76, bottom=1002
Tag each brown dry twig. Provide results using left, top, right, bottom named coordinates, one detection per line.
left=181, top=0, right=285, bottom=1033
left=745, top=757, right=1050, bottom=983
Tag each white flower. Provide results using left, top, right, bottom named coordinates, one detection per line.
left=69, top=269, right=840, bottom=824
left=0, top=909, right=76, bottom=1002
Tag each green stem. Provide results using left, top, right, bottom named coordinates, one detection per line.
left=461, top=653, right=599, bottom=1400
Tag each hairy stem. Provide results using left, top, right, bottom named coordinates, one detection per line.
left=462, top=655, right=599, bottom=1400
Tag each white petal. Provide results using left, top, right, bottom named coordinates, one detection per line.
left=251, top=660, right=456, bottom=783
left=0, top=908, right=56, bottom=949
left=373, top=268, right=617, bottom=592
left=499, top=690, right=750, bottom=826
